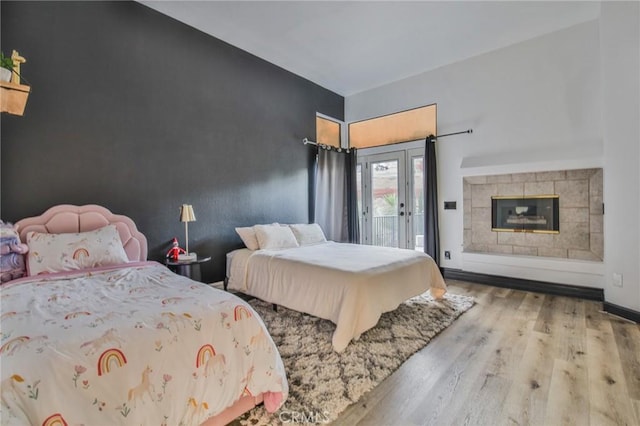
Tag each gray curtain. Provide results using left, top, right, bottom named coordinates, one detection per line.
left=315, top=149, right=359, bottom=243
left=424, top=135, right=440, bottom=265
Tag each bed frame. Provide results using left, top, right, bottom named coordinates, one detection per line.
left=16, top=204, right=147, bottom=262
left=14, top=204, right=266, bottom=426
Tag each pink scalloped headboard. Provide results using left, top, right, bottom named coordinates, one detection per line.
left=15, top=204, right=148, bottom=262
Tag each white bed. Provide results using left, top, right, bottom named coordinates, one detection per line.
left=226, top=240, right=446, bottom=352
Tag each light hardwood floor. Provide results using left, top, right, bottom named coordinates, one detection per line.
left=333, top=280, right=640, bottom=426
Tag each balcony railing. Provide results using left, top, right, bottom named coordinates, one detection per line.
left=372, top=215, right=398, bottom=247
left=363, top=214, right=424, bottom=249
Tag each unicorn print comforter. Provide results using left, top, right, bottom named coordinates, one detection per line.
left=0, top=261, right=287, bottom=425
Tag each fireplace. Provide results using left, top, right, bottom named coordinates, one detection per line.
left=464, top=169, right=603, bottom=260
left=492, top=195, right=559, bottom=234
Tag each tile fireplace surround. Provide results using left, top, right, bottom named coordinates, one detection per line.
left=463, top=168, right=603, bottom=261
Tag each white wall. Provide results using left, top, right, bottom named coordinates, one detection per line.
left=346, top=20, right=607, bottom=289
left=600, top=1, right=640, bottom=311
left=347, top=7, right=640, bottom=312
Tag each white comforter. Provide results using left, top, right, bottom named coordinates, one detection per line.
left=0, top=262, right=287, bottom=425
left=227, top=242, right=446, bottom=352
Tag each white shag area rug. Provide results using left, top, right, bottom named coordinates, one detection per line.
left=239, top=292, right=475, bottom=425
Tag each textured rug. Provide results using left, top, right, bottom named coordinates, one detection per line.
left=239, top=291, right=475, bottom=425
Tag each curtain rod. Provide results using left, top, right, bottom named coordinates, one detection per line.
left=302, top=128, right=472, bottom=150
left=302, top=138, right=352, bottom=152
left=429, top=128, right=473, bottom=141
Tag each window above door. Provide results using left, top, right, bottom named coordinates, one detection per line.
left=316, top=114, right=342, bottom=149
left=348, top=104, right=436, bottom=149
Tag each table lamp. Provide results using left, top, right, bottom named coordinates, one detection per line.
left=178, top=204, right=197, bottom=261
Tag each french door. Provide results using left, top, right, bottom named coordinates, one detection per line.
left=357, top=147, right=425, bottom=250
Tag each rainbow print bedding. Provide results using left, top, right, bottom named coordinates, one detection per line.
left=0, top=261, right=287, bottom=425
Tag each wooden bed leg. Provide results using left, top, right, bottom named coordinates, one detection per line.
left=272, top=304, right=278, bottom=312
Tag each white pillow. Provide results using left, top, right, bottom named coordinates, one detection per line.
left=235, top=223, right=280, bottom=250
left=254, top=224, right=299, bottom=250
left=289, top=223, right=327, bottom=246
left=235, top=226, right=260, bottom=250
left=27, top=225, right=129, bottom=276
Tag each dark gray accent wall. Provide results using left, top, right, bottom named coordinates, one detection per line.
left=0, top=1, right=344, bottom=283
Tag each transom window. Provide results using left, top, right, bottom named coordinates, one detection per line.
left=348, top=104, right=436, bottom=149
left=316, top=115, right=342, bottom=148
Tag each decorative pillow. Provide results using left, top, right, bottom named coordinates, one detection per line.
left=235, top=223, right=282, bottom=250
left=289, top=223, right=327, bottom=246
left=235, top=226, right=260, bottom=251
left=0, top=221, right=28, bottom=283
left=254, top=224, right=299, bottom=250
left=26, top=224, right=129, bottom=276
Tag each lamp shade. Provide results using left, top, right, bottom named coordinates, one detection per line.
left=180, top=204, right=196, bottom=223
left=178, top=204, right=197, bottom=261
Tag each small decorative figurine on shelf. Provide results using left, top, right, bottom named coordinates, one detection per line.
left=166, top=237, right=186, bottom=261
left=10, top=50, right=26, bottom=85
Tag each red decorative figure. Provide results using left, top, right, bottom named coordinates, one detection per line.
left=166, top=237, right=186, bottom=261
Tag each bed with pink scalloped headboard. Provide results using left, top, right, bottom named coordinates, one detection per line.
left=15, top=204, right=147, bottom=261
left=3, top=206, right=287, bottom=426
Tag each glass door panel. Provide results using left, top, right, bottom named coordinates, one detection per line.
left=367, top=152, right=405, bottom=248
left=371, top=159, right=399, bottom=247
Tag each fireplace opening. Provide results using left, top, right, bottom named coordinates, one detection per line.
left=492, top=195, right=559, bottom=233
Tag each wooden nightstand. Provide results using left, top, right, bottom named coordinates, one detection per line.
left=165, top=255, right=211, bottom=282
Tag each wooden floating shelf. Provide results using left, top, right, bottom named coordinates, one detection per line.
left=0, top=80, right=31, bottom=116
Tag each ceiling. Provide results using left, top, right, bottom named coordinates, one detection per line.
left=140, top=1, right=601, bottom=96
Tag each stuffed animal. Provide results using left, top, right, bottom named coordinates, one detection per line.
left=166, top=237, right=186, bottom=261
left=0, top=221, right=29, bottom=282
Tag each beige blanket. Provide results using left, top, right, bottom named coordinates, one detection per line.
left=227, top=242, right=446, bottom=352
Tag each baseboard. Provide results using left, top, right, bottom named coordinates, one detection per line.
left=602, top=302, right=640, bottom=324
left=442, top=268, right=604, bottom=301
